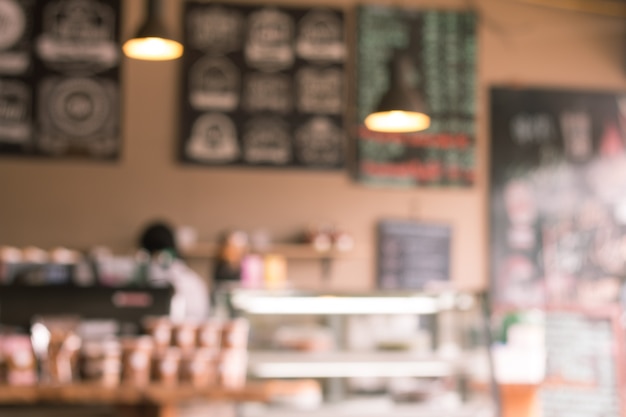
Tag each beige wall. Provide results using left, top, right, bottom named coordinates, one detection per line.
left=1, top=0, right=625, bottom=291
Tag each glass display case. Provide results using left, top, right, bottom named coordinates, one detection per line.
left=218, top=288, right=498, bottom=417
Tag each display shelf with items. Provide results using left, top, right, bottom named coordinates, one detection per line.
left=0, top=313, right=263, bottom=417
left=183, top=225, right=357, bottom=284
left=219, top=288, right=497, bottom=417
left=183, top=241, right=355, bottom=261
left=0, top=315, right=250, bottom=388
left=184, top=242, right=356, bottom=284
left=182, top=224, right=355, bottom=261
left=0, top=243, right=279, bottom=417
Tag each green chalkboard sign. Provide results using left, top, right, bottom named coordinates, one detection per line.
left=356, top=6, right=476, bottom=187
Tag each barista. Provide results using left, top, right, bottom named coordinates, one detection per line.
left=138, top=221, right=209, bottom=320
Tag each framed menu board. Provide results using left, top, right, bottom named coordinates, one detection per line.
left=541, top=307, right=625, bottom=417
left=377, top=219, right=451, bottom=289
left=490, top=87, right=626, bottom=308
left=355, top=5, right=476, bottom=187
left=0, top=0, right=122, bottom=160
left=179, top=2, right=346, bottom=170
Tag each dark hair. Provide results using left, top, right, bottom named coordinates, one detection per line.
left=139, top=221, right=178, bottom=257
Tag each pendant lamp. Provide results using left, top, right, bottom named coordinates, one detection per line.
left=123, top=0, right=183, bottom=61
left=364, top=51, right=430, bottom=133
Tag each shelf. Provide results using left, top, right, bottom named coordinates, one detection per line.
left=0, top=383, right=270, bottom=405
left=181, top=242, right=353, bottom=260
left=240, top=398, right=494, bottom=417
left=230, top=289, right=475, bottom=315
left=248, top=351, right=458, bottom=378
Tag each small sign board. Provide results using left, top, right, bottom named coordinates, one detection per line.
left=541, top=307, right=625, bottom=417
left=377, top=219, right=451, bottom=289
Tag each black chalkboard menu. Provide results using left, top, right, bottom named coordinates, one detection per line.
left=541, top=308, right=625, bottom=417
left=377, top=219, right=451, bottom=289
left=0, top=0, right=121, bottom=160
left=179, top=2, right=346, bottom=170
left=356, top=6, right=476, bottom=187
left=490, top=87, right=626, bottom=308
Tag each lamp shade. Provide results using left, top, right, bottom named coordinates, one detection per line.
left=123, top=0, right=183, bottom=61
left=364, top=52, right=430, bottom=133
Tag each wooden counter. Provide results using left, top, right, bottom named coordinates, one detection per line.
left=0, top=383, right=270, bottom=417
left=0, top=382, right=538, bottom=417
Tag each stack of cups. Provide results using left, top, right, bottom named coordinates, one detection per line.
left=141, top=316, right=250, bottom=389
left=219, top=318, right=249, bottom=389
left=179, top=320, right=221, bottom=387
left=81, top=339, right=122, bottom=386
left=121, top=336, right=154, bottom=386
left=144, top=316, right=183, bottom=387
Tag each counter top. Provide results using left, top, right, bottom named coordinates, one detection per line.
left=0, top=383, right=270, bottom=405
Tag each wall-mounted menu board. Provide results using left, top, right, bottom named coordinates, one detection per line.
left=490, top=87, right=626, bottom=308
left=377, top=219, right=451, bottom=289
left=179, top=2, right=346, bottom=170
left=356, top=6, right=476, bottom=187
left=541, top=308, right=625, bottom=417
left=0, top=0, right=121, bottom=160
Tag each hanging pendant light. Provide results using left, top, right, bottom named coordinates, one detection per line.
left=364, top=51, right=430, bottom=133
left=123, top=0, right=183, bottom=61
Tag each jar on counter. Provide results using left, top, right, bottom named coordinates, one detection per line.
left=81, top=339, right=121, bottom=387
left=218, top=349, right=248, bottom=389
left=47, top=331, right=82, bottom=384
left=263, top=254, right=287, bottom=289
left=197, top=320, right=222, bottom=350
left=121, top=336, right=154, bottom=386
left=221, top=318, right=249, bottom=350
left=143, top=316, right=173, bottom=351
left=173, top=322, right=199, bottom=352
left=2, top=335, right=37, bottom=386
left=180, top=348, right=218, bottom=388
left=152, top=347, right=181, bottom=386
